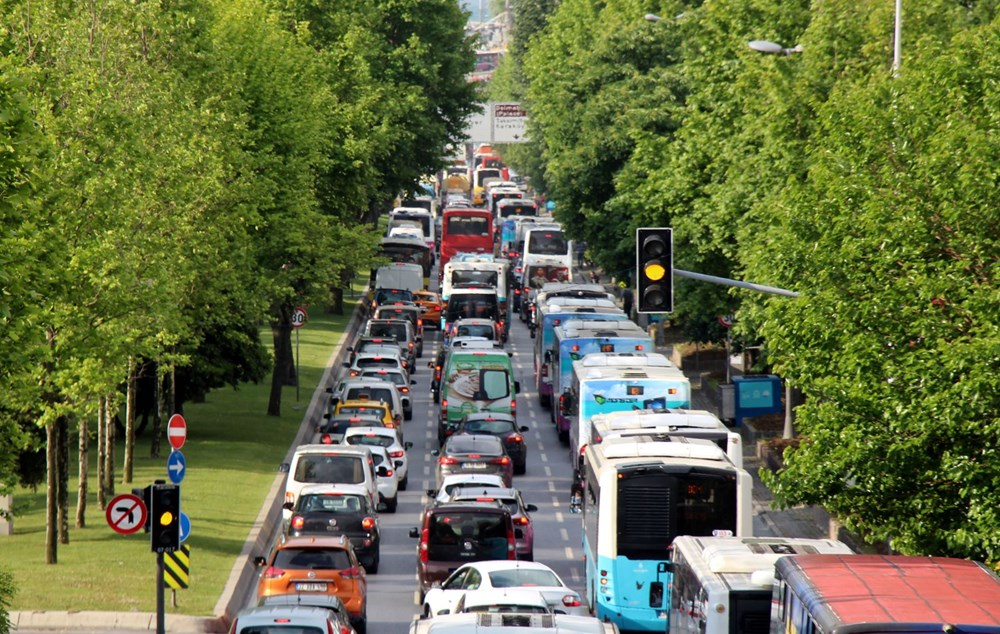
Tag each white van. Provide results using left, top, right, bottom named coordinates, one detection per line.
left=374, top=262, right=424, bottom=293
left=282, top=445, right=385, bottom=521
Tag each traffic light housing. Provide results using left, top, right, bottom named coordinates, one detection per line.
left=636, top=228, right=673, bottom=314
left=150, top=483, right=180, bottom=553
left=131, top=485, right=152, bottom=533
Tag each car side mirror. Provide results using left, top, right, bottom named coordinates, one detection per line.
left=322, top=413, right=330, bottom=420
left=405, top=442, right=414, bottom=450
left=426, top=489, right=437, bottom=497
left=343, top=362, right=350, bottom=368
left=282, top=502, right=294, bottom=511
left=519, top=426, right=529, bottom=433
left=525, top=504, right=538, bottom=512
left=325, top=387, right=333, bottom=394
left=377, top=466, right=390, bottom=477
left=439, top=609, right=450, bottom=615
left=253, top=556, right=266, bottom=567
left=431, top=449, right=440, bottom=456
left=409, top=527, right=420, bottom=538
left=411, top=379, right=417, bottom=385
left=514, top=381, right=521, bottom=394
left=278, top=463, right=290, bottom=473
left=543, top=351, right=552, bottom=363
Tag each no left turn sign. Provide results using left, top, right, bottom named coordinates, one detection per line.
left=106, top=493, right=147, bottom=535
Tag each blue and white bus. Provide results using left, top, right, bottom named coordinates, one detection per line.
left=564, top=353, right=690, bottom=476
left=548, top=320, right=653, bottom=440
left=578, top=438, right=753, bottom=632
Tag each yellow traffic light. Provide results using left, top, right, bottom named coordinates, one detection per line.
left=159, top=511, right=174, bottom=526
left=644, top=261, right=667, bottom=282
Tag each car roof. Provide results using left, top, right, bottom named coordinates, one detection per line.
left=279, top=534, right=352, bottom=549
left=449, top=487, right=519, bottom=502
left=461, top=412, right=516, bottom=422
left=460, top=588, right=549, bottom=607
left=233, top=605, right=336, bottom=629
left=461, top=560, right=559, bottom=574
left=259, top=594, right=348, bottom=612
left=343, top=426, right=397, bottom=439
left=297, top=483, right=370, bottom=498
left=454, top=318, right=496, bottom=326
left=440, top=473, right=505, bottom=487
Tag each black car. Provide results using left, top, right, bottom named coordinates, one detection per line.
left=314, top=414, right=387, bottom=445
left=456, top=413, right=529, bottom=475
left=284, top=488, right=382, bottom=574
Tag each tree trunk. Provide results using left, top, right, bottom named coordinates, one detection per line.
left=123, top=358, right=136, bottom=484
left=57, top=416, right=69, bottom=544
left=76, top=418, right=88, bottom=528
left=97, top=397, right=107, bottom=510
left=151, top=365, right=164, bottom=460
left=104, top=400, right=116, bottom=499
left=330, top=286, right=344, bottom=315
left=268, top=323, right=287, bottom=417
left=281, top=325, right=296, bottom=387
left=45, top=422, right=57, bottom=564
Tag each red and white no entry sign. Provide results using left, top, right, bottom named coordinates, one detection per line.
left=106, top=493, right=147, bottom=535
left=167, top=414, right=187, bottom=450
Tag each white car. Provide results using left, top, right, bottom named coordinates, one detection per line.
left=328, top=378, right=406, bottom=424
left=429, top=473, right=506, bottom=504
left=421, top=561, right=587, bottom=618
left=358, top=368, right=416, bottom=419
left=343, top=426, right=412, bottom=491
left=366, top=444, right=399, bottom=513
left=410, top=614, right=617, bottom=634
left=453, top=588, right=551, bottom=614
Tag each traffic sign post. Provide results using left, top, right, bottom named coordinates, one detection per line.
left=292, top=306, right=308, bottom=402
left=106, top=493, right=148, bottom=535
left=167, top=414, right=186, bottom=451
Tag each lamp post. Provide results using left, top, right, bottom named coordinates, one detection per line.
left=893, top=0, right=902, bottom=75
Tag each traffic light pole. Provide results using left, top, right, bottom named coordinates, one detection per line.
left=673, top=268, right=799, bottom=297
left=156, top=551, right=165, bottom=634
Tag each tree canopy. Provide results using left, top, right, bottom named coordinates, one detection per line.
left=504, top=0, right=1000, bottom=564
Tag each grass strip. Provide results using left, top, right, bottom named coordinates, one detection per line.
left=3, top=295, right=360, bottom=615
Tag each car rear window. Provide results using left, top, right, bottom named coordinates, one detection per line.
left=355, top=358, right=398, bottom=369
left=294, top=455, right=365, bottom=485
left=463, top=419, right=514, bottom=434
left=345, top=434, right=394, bottom=448
left=298, top=494, right=367, bottom=514
left=427, top=513, right=509, bottom=560
left=362, top=371, right=404, bottom=386
left=368, top=322, right=407, bottom=340
left=345, top=387, right=393, bottom=403
left=488, top=569, right=562, bottom=588
left=336, top=405, right=387, bottom=419
left=237, top=626, right=325, bottom=634
left=273, top=547, right=352, bottom=570
left=447, top=436, right=503, bottom=456
left=457, top=324, right=495, bottom=339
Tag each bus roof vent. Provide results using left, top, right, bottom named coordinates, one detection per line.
left=580, top=353, right=674, bottom=368
left=602, top=441, right=725, bottom=461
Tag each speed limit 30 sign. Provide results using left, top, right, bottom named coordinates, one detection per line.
left=291, top=306, right=308, bottom=329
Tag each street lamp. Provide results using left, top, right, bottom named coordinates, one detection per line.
left=748, top=40, right=802, bottom=55
left=643, top=13, right=661, bottom=22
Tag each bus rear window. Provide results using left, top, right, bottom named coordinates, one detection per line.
left=526, top=231, right=568, bottom=256
left=447, top=216, right=490, bottom=236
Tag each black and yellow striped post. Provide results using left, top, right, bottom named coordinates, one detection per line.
left=163, top=544, right=190, bottom=590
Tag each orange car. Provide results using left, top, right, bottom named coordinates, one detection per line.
left=254, top=534, right=368, bottom=633
left=413, top=290, right=441, bottom=329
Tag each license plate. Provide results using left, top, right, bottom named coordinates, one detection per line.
left=295, top=582, right=328, bottom=592
left=465, top=463, right=487, bottom=470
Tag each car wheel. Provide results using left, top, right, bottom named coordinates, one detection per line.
left=367, top=551, right=380, bottom=574
left=539, top=393, right=550, bottom=408
left=387, top=495, right=398, bottom=513
left=404, top=409, right=413, bottom=421
left=400, top=474, right=408, bottom=491
left=353, top=617, right=367, bottom=634
left=423, top=604, right=432, bottom=619
left=433, top=391, right=439, bottom=404
left=515, top=461, right=526, bottom=476
left=558, top=429, right=569, bottom=444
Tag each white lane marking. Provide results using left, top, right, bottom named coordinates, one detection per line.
left=560, top=528, right=569, bottom=541
left=571, top=569, right=581, bottom=583
left=423, top=465, right=430, bottom=475
left=555, top=511, right=565, bottom=523
left=548, top=481, right=556, bottom=492
left=564, top=547, right=574, bottom=559
left=544, top=466, right=552, bottom=477
left=540, top=453, right=549, bottom=463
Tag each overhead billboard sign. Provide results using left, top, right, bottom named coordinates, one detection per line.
left=464, top=102, right=530, bottom=144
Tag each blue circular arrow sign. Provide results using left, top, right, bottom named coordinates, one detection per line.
left=179, top=512, right=191, bottom=543
left=167, top=450, right=186, bottom=484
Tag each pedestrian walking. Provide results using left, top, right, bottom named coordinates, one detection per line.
left=621, top=286, right=634, bottom=320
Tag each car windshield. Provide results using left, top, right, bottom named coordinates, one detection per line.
left=526, top=231, right=568, bottom=256
left=368, top=323, right=407, bottom=340
left=447, top=437, right=502, bottom=457
left=345, top=387, right=393, bottom=403
left=346, top=434, right=394, bottom=448
left=336, top=406, right=386, bottom=419
left=443, top=481, right=501, bottom=497
left=297, top=494, right=367, bottom=514
left=446, top=216, right=490, bottom=236
left=453, top=270, right=498, bottom=286
left=363, top=371, right=404, bottom=386
left=457, top=324, right=495, bottom=339
left=272, top=547, right=352, bottom=570
left=320, top=417, right=383, bottom=434
left=488, top=569, right=562, bottom=588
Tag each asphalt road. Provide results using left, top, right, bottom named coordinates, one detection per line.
left=364, top=310, right=582, bottom=634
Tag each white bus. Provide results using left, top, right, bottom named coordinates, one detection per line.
left=578, top=438, right=752, bottom=632
left=564, top=354, right=690, bottom=473
left=668, top=536, right=854, bottom=634
left=522, top=225, right=573, bottom=291
left=590, top=409, right=743, bottom=468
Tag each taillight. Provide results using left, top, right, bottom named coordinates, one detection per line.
left=386, top=422, right=396, bottom=429
left=580, top=444, right=588, bottom=455
left=291, top=516, right=305, bottom=531
left=263, top=566, right=285, bottom=579
left=285, top=492, right=294, bottom=506
left=408, top=342, right=414, bottom=349
left=562, top=594, right=581, bottom=607
left=514, top=289, right=521, bottom=295
left=384, top=469, right=394, bottom=477
left=350, top=370, right=359, bottom=377
left=493, top=456, right=510, bottom=465
left=340, top=566, right=361, bottom=579
left=439, top=456, right=459, bottom=465
left=507, top=530, right=517, bottom=559
left=419, top=528, right=429, bottom=563
left=390, top=450, right=405, bottom=458
left=516, top=516, right=529, bottom=525
left=507, top=434, right=523, bottom=443
left=400, top=386, right=409, bottom=394
left=362, top=517, right=375, bottom=530
left=340, top=626, right=351, bottom=634
left=511, top=399, right=517, bottom=413
left=321, top=434, right=333, bottom=444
